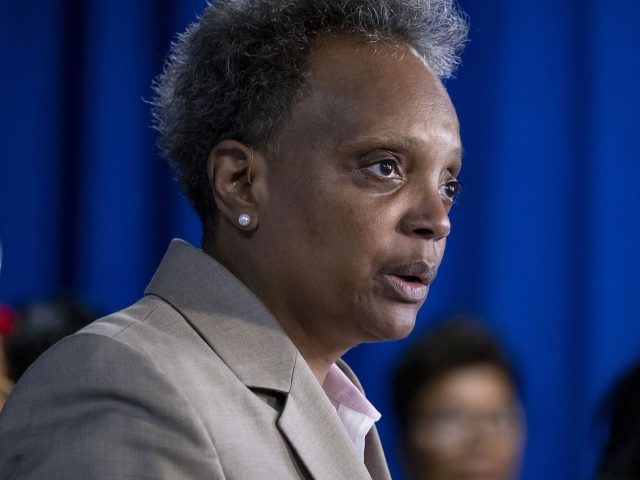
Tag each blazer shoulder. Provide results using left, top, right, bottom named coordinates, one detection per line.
left=0, top=330, right=225, bottom=479
left=78, top=294, right=211, bottom=365
left=79, top=293, right=173, bottom=339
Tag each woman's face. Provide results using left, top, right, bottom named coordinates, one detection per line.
left=253, top=36, right=462, bottom=351
left=403, top=365, right=525, bottom=480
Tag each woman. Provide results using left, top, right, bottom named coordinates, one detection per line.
left=393, top=317, right=526, bottom=480
left=0, top=1, right=468, bottom=478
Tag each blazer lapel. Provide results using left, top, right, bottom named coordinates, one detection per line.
left=364, top=426, right=391, bottom=480
left=145, top=239, right=297, bottom=393
left=278, top=352, right=372, bottom=480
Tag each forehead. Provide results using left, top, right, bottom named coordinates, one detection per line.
left=279, top=35, right=460, bottom=152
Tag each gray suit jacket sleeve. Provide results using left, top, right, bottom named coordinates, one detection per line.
left=0, top=333, right=225, bottom=480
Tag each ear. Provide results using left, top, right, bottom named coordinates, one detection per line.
left=207, top=139, right=266, bottom=231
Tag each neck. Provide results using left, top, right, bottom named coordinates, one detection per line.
left=274, top=316, right=345, bottom=384
left=205, top=239, right=348, bottom=385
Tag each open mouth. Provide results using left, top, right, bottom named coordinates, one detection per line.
left=394, top=274, right=426, bottom=285
left=380, top=260, right=437, bottom=302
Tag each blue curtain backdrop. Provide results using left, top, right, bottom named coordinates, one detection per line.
left=1, top=1, right=639, bottom=478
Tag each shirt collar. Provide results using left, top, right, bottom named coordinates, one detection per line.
left=323, top=363, right=381, bottom=460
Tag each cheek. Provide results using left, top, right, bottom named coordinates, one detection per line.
left=435, top=237, right=447, bottom=264
left=266, top=168, right=406, bottom=289
left=494, top=433, right=525, bottom=468
left=410, top=430, right=464, bottom=472
left=297, top=190, right=395, bottom=255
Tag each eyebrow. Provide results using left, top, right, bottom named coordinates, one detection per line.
left=335, top=133, right=464, bottom=162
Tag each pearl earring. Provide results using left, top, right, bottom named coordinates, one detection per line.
left=238, top=213, right=251, bottom=227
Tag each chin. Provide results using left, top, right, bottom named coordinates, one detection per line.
left=364, top=307, right=418, bottom=342
left=388, top=318, right=417, bottom=340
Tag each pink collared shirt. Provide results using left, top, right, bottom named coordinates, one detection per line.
left=322, top=363, right=381, bottom=460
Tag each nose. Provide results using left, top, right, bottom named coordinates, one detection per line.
left=400, top=187, right=451, bottom=241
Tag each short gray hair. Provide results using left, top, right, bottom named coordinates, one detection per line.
left=151, top=0, right=468, bottom=239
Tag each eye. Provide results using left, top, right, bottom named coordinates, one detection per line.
left=364, top=158, right=402, bottom=179
left=440, top=179, right=462, bottom=202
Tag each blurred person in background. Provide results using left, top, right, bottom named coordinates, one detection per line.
left=0, top=304, right=16, bottom=410
left=393, top=316, right=525, bottom=480
left=0, top=298, right=95, bottom=411
left=595, top=361, right=640, bottom=479
left=5, top=298, right=97, bottom=381
left=0, top=0, right=468, bottom=478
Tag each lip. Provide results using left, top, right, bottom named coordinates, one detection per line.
left=379, top=260, right=437, bottom=303
left=382, top=274, right=428, bottom=302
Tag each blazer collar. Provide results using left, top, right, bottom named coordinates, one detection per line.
left=145, top=238, right=297, bottom=393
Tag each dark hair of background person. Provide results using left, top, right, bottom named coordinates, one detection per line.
left=595, top=361, right=640, bottom=479
left=151, top=0, right=468, bottom=247
left=5, top=298, right=97, bottom=382
left=392, top=315, right=522, bottom=433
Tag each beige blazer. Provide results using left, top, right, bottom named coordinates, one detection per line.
left=0, top=239, right=391, bottom=479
